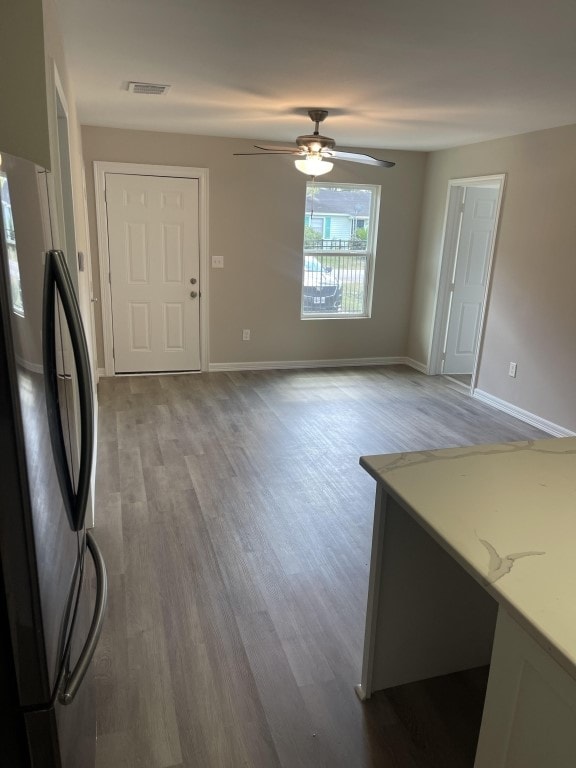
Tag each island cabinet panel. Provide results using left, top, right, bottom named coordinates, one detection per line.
left=475, top=608, right=576, bottom=768
left=360, top=490, right=497, bottom=697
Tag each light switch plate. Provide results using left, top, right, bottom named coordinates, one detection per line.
left=212, top=255, right=224, bottom=268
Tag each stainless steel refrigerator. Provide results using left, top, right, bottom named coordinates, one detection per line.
left=0, top=150, right=107, bottom=767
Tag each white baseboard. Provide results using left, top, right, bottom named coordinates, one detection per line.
left=404, top=357, right=429, bottom=374
left=99, top=357, right=427, bottom=376
left=208, top=356, right=413, bottom=373
left=97, top=367, right=106, bottom=382
left=473, top=389, right=575, bottom=437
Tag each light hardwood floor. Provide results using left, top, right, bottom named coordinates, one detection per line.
left=92, top=365, right=547, bottom=768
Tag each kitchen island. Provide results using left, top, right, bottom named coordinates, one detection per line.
left=358, top=437, right=576, bottom=767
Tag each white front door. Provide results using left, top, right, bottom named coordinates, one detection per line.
left=443, top=186, right=499, bottom=375
left=106, top=173, right=200, bottom=373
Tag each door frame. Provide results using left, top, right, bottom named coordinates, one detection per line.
left=429, top=174, right=506, bottom=389
left=94, top=161, right=209, bottom=376
left=47, top=63, right=99, bottom=384
left=47, top=61, right=98, bottom=529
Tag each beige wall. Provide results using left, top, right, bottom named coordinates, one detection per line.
left=408, top=124, right=576, bottom=431
left=0, top=0, right=50, bottom=166
left=43, top=0, right=90, bottom=256
left=81, top=126, right=427, bottom=368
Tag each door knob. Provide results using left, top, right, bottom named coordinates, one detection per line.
left=190, top=291, right=198, bottom=298
left=190, top=278, right=197, bottom=284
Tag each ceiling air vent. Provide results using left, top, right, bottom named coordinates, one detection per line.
left=127, top=82, right=171, bottom=95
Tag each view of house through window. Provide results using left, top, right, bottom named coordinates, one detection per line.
left=301, top=182, right=380, bottom=317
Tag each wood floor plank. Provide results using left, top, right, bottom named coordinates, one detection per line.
left=95, top=439, right=120, bottom=496
left=153, top=521, right=281, bottom=768
left=126, top=627, right=183, bottom=768
left=93, top=366, right=548, bottom=768
left=117, top=447, right=147, bottom=505
left=95, top=731, right=139, bottom=768
left=93, top=492, right=124, bottom=577
left=93, top=572, right=130, bottom=736
left=237, top=619, right=330, bottom=768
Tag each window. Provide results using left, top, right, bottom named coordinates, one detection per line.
left=0, top=172, right=24, bottom=316
left=301, top=182, right=380, bottom=318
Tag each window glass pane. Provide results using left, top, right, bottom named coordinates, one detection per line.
left=304, top=185, right=373, bottom=253
left=0, top=171, right=24, bottom=316
left=302, top=182, right=379, bottom=318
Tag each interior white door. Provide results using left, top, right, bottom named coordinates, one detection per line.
left=106, top=173, right=200, bottom=373
left=443, top=186, right=499, bottom=374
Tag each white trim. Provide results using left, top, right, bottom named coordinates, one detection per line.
left=404, top=357, right=429, bottom=374
left=80, top=165, right=99, bottom=384
left=473, top=389, right=575, bottom=437
left=48, top=63, right=80, bottom=261
left=441, top=174, right=506, bottom=187
left=97, top=357, right=427, bottom=375
left=428, top=184, right=464, bottom=375
left=97, top=367, right=106, bottom=381
left=45, top=61, right=64, bottom=247
left=428, top=174, right=506, bottom=386
left=209, top=356, right=410, bottom=372
left=93, top=161, right=210, bottom=376
left=302, top=181, right=381, bottom=319
left=111, top=370, right=203, bottom=378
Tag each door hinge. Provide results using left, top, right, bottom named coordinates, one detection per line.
left=108, top=271, right=112, bottom=284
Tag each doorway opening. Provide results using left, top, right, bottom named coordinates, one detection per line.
left=429, top=175, right=505, bottom=391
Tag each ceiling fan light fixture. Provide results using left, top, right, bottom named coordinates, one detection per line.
left=294, top=155, right=334, bottom=176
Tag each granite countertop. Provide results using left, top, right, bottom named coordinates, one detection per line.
left=360, top=437, right=576, bottom=679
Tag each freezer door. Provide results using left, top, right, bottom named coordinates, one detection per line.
left=56, top=532, right=107, bottom=767
left=25, top=537, right=100, bottom=768
left=56, top=569, right=96, bottom=768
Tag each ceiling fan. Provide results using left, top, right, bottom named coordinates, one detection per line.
left=234, top=109, right=395, bottom=176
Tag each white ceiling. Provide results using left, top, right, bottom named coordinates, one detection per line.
left=55, top=0, right=576, bottom=152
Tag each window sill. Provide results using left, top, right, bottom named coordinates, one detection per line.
left=300, top=313, right=371, bottom=321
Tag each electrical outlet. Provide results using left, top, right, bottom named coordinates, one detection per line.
left=509, top=362, right=517, bottom=378
left=242, top=329, right=250, bottom=341
left=212, top=254, right=224, bottom=268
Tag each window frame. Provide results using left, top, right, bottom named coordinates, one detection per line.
left=0, top=171, right=25, bottom=317
left=301, top=181, right=381, bottom=320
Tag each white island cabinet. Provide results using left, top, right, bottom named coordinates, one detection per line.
left=358, top=437, right=576, bottom=768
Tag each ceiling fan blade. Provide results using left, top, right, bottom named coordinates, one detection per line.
left=254, top=144, right=301, bottom=153
left=233, top=152, right=299, bottom=156
left=328, top=150, right=395, bottom=168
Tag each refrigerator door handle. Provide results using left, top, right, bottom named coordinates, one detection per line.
left=43, top=250, right=94, bottom=531
left=59, top=531, right=108, bottom=705
left=43, top=250, right=75, bottom=528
